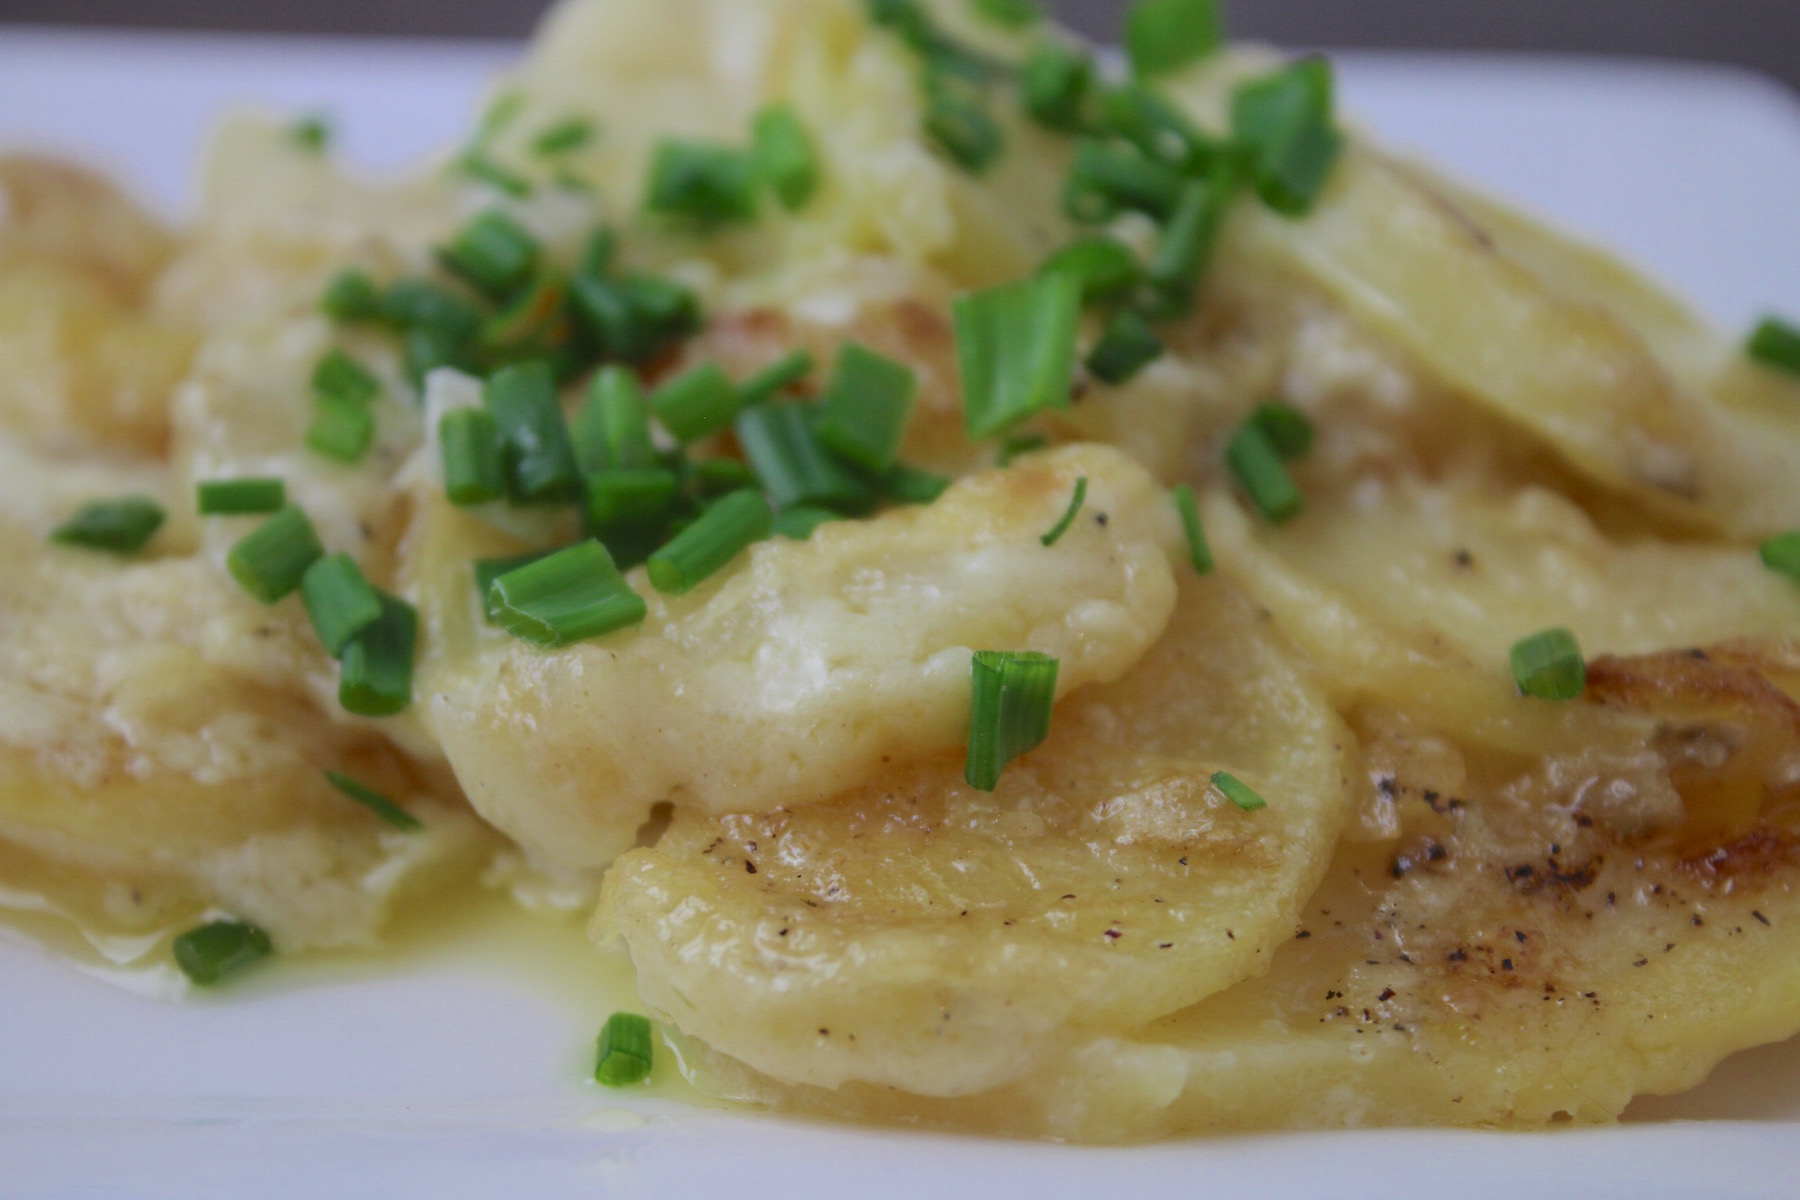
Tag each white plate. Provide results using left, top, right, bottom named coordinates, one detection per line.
left=3, top=29, right=1800, bottom=1200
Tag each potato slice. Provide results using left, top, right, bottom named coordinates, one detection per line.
left=421, top=444, right=1181, bottom=868
left=675, top=644, right=1800, bottom=1137
left=596, top=575, right=1350, bottom=1096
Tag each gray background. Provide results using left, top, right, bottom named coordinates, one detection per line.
left=0, top=0, right=1796, bottom=91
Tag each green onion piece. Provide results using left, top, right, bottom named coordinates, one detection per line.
left=954, top=273, right=1082, bottom=438
left=533, top=115, right=595, bottom=157
left=1040, top=237, right=1141, bottom=308
left=488, top=541, right=647, bottom=648
left=1020, top=42, right=1092, bottom=132
left=580, top=227, right=617, bottom=279
left=1101, top=83, right=1212, bottom=169
left=1226, top=424, right=1303, bottom=524
left=1062, top=138, right=1185, bottom=224
left=227, top=506, right=323, bottom=604
left=479, top=270, right=575, bottom=367
left=455, top=150, right=533, bottom=199
left=964, top=650, right=1060, bottom=791
left=51, top=498, right=164, bottom=555
left=571, top=274, right=702, bottom=365
left=322, top=268, right=381, bottom=322
left=739, top=349, right=816, bottom=409
left=586, top=468, right=680, bottom=530
left=1148, top=168, right=1236, bottom=300
left=1748, top=317, right=1800, bottom=378
left=378, top=279, right=482, bottom=342
left=752, top=103, right=821, bottom=211
left=173, top=920, right=273, bottom=987
left=881, top=462, right=953, bottom=504
left=646, top=140, right=758, bottom=225
left=572, top=367, right=657, bottom=474
left=1510, top=628, right=1587, bottom=701
left=1172, top=483, right=1213, bottom=574
left=595, top=1012, right=655, bottom=1087
left=652, top=363, right=744, bottom=444
left=925, top=94, right=1005, bottom=173
left=339, top=594, right=418, bottom=717
left=1760, top=531, right=1800, bottom=580
left=402, top=326, right=474, bottom=390
left=324, top=770, right=423, bottom=832
left=1086, top=310, right=1165, bottom=385
left=687, top=457, right=758, bottom=499
left=475, top=90, right=526, bottom=142
left=971, top=0, right=1039, bottom=27
left=1211, top=769, right=1267, bottom=812
left=438, top=408, right=506, bottom=507
left=197, top=478, right=286, bottom=517
left=312, top=349, right=381, bottom=406
left=1040, top=477, right=1088, bottom=547
left=735, top=404, right=875, bottom=512
left=1124, top=0, right=1223, bottom=78
left=772, top=505, right=843, bottom=540
left=867, top=0, right=934, bottom=44
left=1250, top=400, right=1315, bottom=460
left=484, top=362, right=582, bottom=504
left=290, top=114, right=331, bottom=153
left=997, top=431, right=1048, bottom=466
left=475, top=551, right=554, bottom=622
left=439, top=209, right=540, bottom=300
left=647, top=490, right=773, bottom=595
left=1231, top=57, right=1343, bottom=217
left=300, top=553, right=384, bottom=657
left=306, top=394, right=377, bottom=464
left=816, top=343, right=918, bottom=473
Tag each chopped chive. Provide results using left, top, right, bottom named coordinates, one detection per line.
left=1124, top=0, right=1223, bottom=78
left=1210, top=769, right=1267, bottom=812
left=586, top=468, right=680, bottom=530
left=322, top=268, right=381, bottom=322
left=379, top=279, right=482, bottom=339
left=1760, top=531, right=1800, bottom=580
left=402, top=326, right=474, bottom=391
left=1086, top=310, right=1164, bottom=385
left=475, top=551, right=554, bottom=621
left=1101, top=83, right=1212, bottom=169
left=997, top=431, right=1049, bottom=466
left=339, top=594, right=418, bottom=717
left=752, top=103, right=821, bottom=211
left=1510, top=628, right=1586, bottom=701
left=971, top=0, right=1039, bottom=26
left=290, top=114, right=331, bottom=153
left=1250, top=401, right=1315, bottom=460
left=646, top=140, right=758, bottom=225
left=964, top=650, right=1060, bottom=791
left=924, top=94, right=1005, bottom=173
left=1062, top=138, right=1184, bottom=224
left=479, top=270, right=574, bottom=366
left=736, top=404, right=875, bottom=512
left=484, top=362, right=582, bottom=504
left=580, top=226, right=617, bottom=279
left=197, top=478, right=286, bottom=517
left=647, top=490, right=773, bottom=595
left=312, top=349, right=381, bottom=406
left=488, top=541, right=647, bottom=648
left=1040, top=477, right=1088, bottom=547
left=772, top=505, right=843, bottom=540
left=1749, top=317, right=1800, bottom=378
left=455, top=150, right=533, bottom=199
left=173, top=920, right=272, bottom=986
left=1148, top=168, right=1237, bottom=300
left=306, top=394, right=377, bottom=464
left=595, top=1012, right=655, bottom=1087
left=881, top=462, right=953, bottom=504
left=52, top=498, right=165, bottom=554
left=739, top=349, right=816, bottom=409
left=687, top=457, right=758, bottom=498
left=1226, top=424, right=1303, bottom=523
left=433, top=405, right=503, bottom=505
left=1040, top=237, right=1141, bottom=307
left=324, top=771, right=423, bottom=832
left=227, top=506, right=323, bottom=604
left=475, top=90, right=526, bottom=143
left=1020, top=42, right=1093, bottom=132
left=954, top=274, right=1082, bottom=438
left=439, top=209, right=540, bottom=300
left=1172, top=484, right=1213, bottom=574
left=571, top=274, right=702, bottom=365
left=572, top=368, right=657, bottom=474
left=1231, top=57, right=1343, bottom=217
left=300, top=553, right=384, bottom=656
left=532, top=114, right=595, bottom=157
left=652, top=363, right=744, bottom=445
left=816, top=343, right=918, bottom=473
